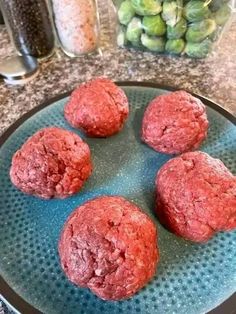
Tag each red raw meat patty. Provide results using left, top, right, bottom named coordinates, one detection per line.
left=64, top=78, right=129, bottom=137
left=59, top=196, right=159, bottom=300
left=142, top=91, right=209, bottom=154
left=10, top=127, right=92, bottom=199
left=156, top=151, right=236, bottom=242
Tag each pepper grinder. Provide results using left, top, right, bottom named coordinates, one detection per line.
left=0, top=0, right=55, bottom=60
left=0, top=9, right=4, bottom=24
left=0, top=55, right=39, bottom=85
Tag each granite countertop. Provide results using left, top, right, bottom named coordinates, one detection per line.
left=0, top=8, right=236, bottom=314
left=0, top=13, right=236, bottom=137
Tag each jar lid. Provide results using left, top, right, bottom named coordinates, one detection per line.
left=0, top=55, right=39, bottom=85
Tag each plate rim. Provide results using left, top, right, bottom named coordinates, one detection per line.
left=0, top=81, right=235, bottom=314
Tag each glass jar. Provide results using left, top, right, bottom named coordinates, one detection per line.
left=0, top=0, right=55, bottom=59
left=51, top=0, right=100, bottom=57
left=0, top=9, right=4, bottom=24
left=113, top=0, right=233, bottom=59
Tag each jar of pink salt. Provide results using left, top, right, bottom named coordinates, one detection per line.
left=51, top=0, right=100, bottom=57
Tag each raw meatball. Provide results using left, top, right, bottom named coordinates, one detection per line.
left=59, top=196, right=159, bottom=300
left=142, top=91, right=209, bottom=154
left=156, top=151, right=236, bottom=242
left=10, top=127, right=92, bottom=199
left=64, top=78, right=129, bottom=137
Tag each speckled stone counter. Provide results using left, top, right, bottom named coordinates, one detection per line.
left=0, top=13, right=236, bottom=136
left=0, top=8, right=236, bottom=314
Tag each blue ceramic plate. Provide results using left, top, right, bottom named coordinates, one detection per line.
left=0, top=83, right=235, bottom=314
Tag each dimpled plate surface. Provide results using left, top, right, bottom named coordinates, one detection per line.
left=0, top=85, right=235, bottom=314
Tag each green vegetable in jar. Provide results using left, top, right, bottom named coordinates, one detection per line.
left=165, top=38, right=185, bottom=54
left=184, top=0, right=210, bottom=22
left=126, top=17, right=143, bottom=46
left=117, top=28, right=128, bottom=47
left=185, top=38, right=213, bottom=58
left=141, top=33, right=166, bottom=52
left=131, top=0, right=162, bottom=16
left=208, top=27, right=220, bottom=41
left=167, top=17, right=187, bottom=39
left=186, top=19, right=216, bottom=43
left=212, top=4, right=231, bottom=26
left=142, top=15, right=166, bottom=36
left=209, top=0, right=230, bottom=12
left=118, top=0, right=135, bottom=25
left=162, top=0, right=183, bottom=27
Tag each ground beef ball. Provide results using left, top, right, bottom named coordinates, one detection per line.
left=155, top=151, right=236, bottom=243
left=10, top=127, right=92, bottom=199
left=64, top=78, right=129, bottom=137
left=59, top=196, right=159, bottom=300
left=142, top=91, right=209, bottom=154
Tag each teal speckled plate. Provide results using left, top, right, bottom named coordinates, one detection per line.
left=0, top=83, right=235, bottom=314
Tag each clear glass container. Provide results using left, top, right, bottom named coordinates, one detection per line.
left=51, top=0, right=100, bottom=57
left=0, top=0, right=55, bottom=60
left=0, top=8, right=4, bottom=24
left=112, top=0, right=233, bottom=59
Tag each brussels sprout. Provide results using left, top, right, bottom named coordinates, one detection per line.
left=165, top=38, right=185, bottom=54
left=131, top=0, right=162, bottom=16
left=141, top=33, right=166, bottom=52
left=142, top=15, right=166, bottom=36
left=185, top=39, right=213, bottom=58
left=162, top=0, right=183, bottom=27
left=118, top=0, right=135, bottom=25
left=167, top=17, right=187, bottom=39
left=208, top=27, right=220, bottom=41
left=184, top=1, right=210, bottom=22
left=209, top=0, right=230, bottom=12
left=126, top=17, right=143, bottom=46
left=186, top=19, right=216, bottom=43
left=117, top=28, right=128, bottom=47
left=213, top=4, right=231, bottom=26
